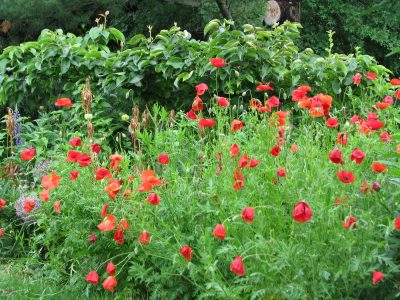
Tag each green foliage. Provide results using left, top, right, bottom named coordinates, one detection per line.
left=300, top=0, right=400, bottom=74
left=0, top=20, right=392, bottom=118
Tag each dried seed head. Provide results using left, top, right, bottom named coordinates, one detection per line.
left=169, top=110, right=175, bottom=127
left=81, top=77, right=93, bottom=113
left=87, top=121, right=94, bottom=140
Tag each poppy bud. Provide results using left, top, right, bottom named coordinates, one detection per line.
left=212, top=224, right=226, bottom=240
left=180, top=245, right=192, bottom=261
left=86, top=270, right=99, bottom=284
left=230, top=256, right=245, bottom=276
left=139, top=230, right=150, bottom=244
left=89, top=234, right=97, bottom=244
left=372, top=271, right=384, bottom=285
left=102, top=276, right=117, bottom=292
left=113, top=230, right=124, bottom=245
left=146, top=193, right=160, bottom=206
left=241, top=207, right=255, bottom=223
left=0, top=198, right=6, bottom=210
left=372, top=182, right=381, bottom=191
left=84, top=114, right=93, bottom=121
left=106, top=262, right=116, bottom=276
left=121, top=114, right=129, bottom=121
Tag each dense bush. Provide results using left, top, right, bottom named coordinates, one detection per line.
left=0, top=19, right=392, bottom=118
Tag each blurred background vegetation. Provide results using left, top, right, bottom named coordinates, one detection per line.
left=0, top=0, right=399, bottom=73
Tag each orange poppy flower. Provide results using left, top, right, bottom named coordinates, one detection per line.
left=309, top=107, right=324, bottom=118
left=117, top=218, right=130, bottom=231
left=110, top=154, right=123, bottom=170
left=54, top=200, right=61, bottom=213
left=104, top=182, right=122, bottom=200
left=138, top=170, right=163, bottom=192
left=376, top=102, right=390, bottom=110
left=337, top=132, right=348, bottom=146
left=299, top=98, right=311, bottom=108
left=371, top=162, right=387, bottom=173
left=249, top=99, right=262, bottom=109
left=97, top=214, right=117, bottom=232
left=39, top=189, right=50, bottom=202
left=231, top=120, right=244, bottom=132
left=41, top=171, right=61, bottom=190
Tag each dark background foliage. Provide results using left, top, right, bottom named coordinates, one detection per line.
left=0, top=0, right=399, bottom=73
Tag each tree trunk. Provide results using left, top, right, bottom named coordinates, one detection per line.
left=264, top=0, right=301, bottom=26
left=215, top=0, right=233, bottom=20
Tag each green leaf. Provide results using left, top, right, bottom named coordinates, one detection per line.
left=109, top=27, right=125, bottom=43
left=88, top=27, right=101, bottom=40
left=166, top=57, right=184, bottom=69
left=60, top=60, right=70, bottom=74
left=204, top=20, right=219, bottom=36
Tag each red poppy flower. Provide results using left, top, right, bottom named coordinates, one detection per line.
left=97, top=214, right=117, bottom=232
left=41, top=171, right=61, bottom=190
left=139, top=230, right=150, bottom=244
left=365, top=72, right=376, bottom=80
left=395, top=89, right=400, bottom=100
left=70, top=170, right=79, bottom=181
left=67, top=150, right=81, bottom=162
left=20, top=146, right=36, bottom=161
left=337, top=171, right=355, bottom=183
left=390, top=78, right=400, bottom=85
left=212, top=224, right=226, bottom=240
left=0, top=228, right=3, bottom=237
left=366, top=119, right=384, bottom=131
left=371, top=162, right=387, bottom=173
left=329, top=149, right=342, bottom=164
left=198, top=118, right=216, bottom=127
left=101, top=203, right=108, bottom=218
left=343, top=215, right=357, bottom=228
left=230, top=144, right=240, bottom=158
left=96, top=168, right=112, bottom=180
left=114, top=230, right=124, bottom=245
left=394, top=217, right=400, bottom=230
left=102, top=276, right=117, bottom=292
left=217, top=97, right=230, bottom=107
left=69, top=137, right=82, bottom=147
left=233, top=180, right=244, bottom=190
left=40, top=189, right=50, bottom=202
left=256, top=82, right=274, bottom=91
left=242, top=207, right=255, bottom=223
left=270, top=145, right=281, bottom=156
left=77, top=154, right=92, bottom=167
left=337, top=132, right=348, bottom=146
left=210, top=57, right=227, bottom=68
left=292, top=201, right=312, bottom=223
left=376, top=102, right=389, bottom=110
left=117, top=218, right=129, bottom=231
left=247, top=158, right=260, bottom=168
left=352, top=73, right=362, bottom=85
left=276, top=168, right=286, bottom=178
left=23, top=199, right=36, bottom=213
left=91, top=143, right=101, bottom=153
left=186, top=109, right=198, bottom=120
left=180, top=245, right=192, bottom=261
left=106, top=262, right=116, bottom=276
left=54, top=200, right=61, bottom=214
left=326, top=118, right=339, bottom=128
left=383, top=96, right=393, bottom=104
left=230, top=256, right=245, bottom=276
left=266, top=96, right=280, bottom=108
left=291, top=86, right=311, bottom=101
left=55, top=97, right=73, bottom=107
left=192, top=95, right=204, bottom=111
left=380, top=132, right=392, bottom=142
left=237, top=154, right=248, bottom=168
left=146, top=192, right=160, bottom=206
left=110, top=154, right=123, bottom=170
left=372, top=271, right=384, bottom=285
left=0, top=198, right=6, bottom=210
left=350, top=115, right=362, bottom=124
left=138, top=170, right=163, bottom=192
left=231, top=120, right=244, bottom=132
left=105, top=182, right=121, bottom=200
left=86, top=271, right=99, bottom=285
left=158, top=153, right=169, bottom=165
left=350, top=148, right=365, bottom=164
left=195, top=83, right=208, bottom=96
